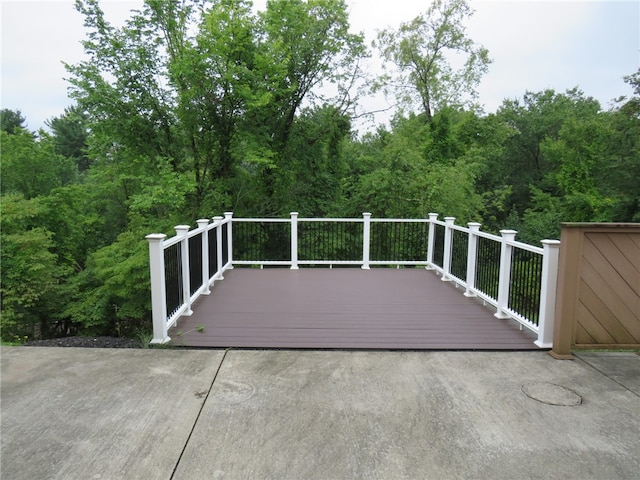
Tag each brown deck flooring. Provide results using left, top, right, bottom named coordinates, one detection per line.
left=169, top=268, right=539, bottom=349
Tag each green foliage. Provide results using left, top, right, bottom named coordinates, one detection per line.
left=40, top=184, right=108, bottom=265
left=507, top=189, right=564, bottom=244
left=127, top=157, right=196, bottom=222
left=1, top=130, right=77, bottom=198
left=490, top=88, right=602, bottom=219
left=0, top=194, right=70, bottom=341
left=374, top=0, right=491, bottom=121
left=45, top=105, right=91, bottom=171
left=1, top=109, right=27, bottom=134
left=275, top=106, right=351, bottom=216
left=496, top=82, right=640, bottom=238
left=606, top=70, right=640, bottom=221
left=342, top=112, right=483, bottom=221
left=62, top=228, right=150, bottom=336
left=542, top=116, right=617, bottom=221
left=66, top=0, right=366, bottom=216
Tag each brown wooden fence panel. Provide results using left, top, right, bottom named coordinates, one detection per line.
left=551, top=223, right=640, bottom=359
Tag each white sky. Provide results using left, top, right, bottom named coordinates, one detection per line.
left=1, top=0, right=639, bottom=132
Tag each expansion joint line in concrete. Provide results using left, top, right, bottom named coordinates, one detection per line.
left=170, top=348, right=231, bottom=479
left=576, top=355, right=640, bottom=399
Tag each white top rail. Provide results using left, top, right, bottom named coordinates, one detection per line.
left=434, top=220, right=543, bottom=254
left=234, top=217, right=431, bottom=223
left=233, top=218, right=291, bottom=223
left=505, top=239, right=543, bottom=255
left=370, top=218, right=431, bottom=223
left=163, top=235, right=183, bottom=249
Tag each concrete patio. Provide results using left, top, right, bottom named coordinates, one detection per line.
left=1, top=347, right=639, bottom=479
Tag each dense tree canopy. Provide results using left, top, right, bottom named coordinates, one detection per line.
left=1, top=0, right=638, bottom=343
left=65, top=0, right=365, bottom=217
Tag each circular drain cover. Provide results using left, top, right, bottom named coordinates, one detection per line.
left=521, top=382, right=582, bottom=406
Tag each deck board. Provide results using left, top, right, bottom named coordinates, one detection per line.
left=169, top=268, right=539, bottom=349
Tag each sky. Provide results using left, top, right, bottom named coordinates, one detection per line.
left=1, top=0, right=639, bottom=133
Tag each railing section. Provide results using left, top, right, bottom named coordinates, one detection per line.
left=232, top=213, right=432, bottom=268
left=427, top=216, right=560, bottom=348
left=147, top=212, right=560, bottom=347
left=145, top=214, right=233, bottom=344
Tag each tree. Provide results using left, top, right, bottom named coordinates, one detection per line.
left=67, top=0, right=366, bottom=216
left=542, top=116, right=617, bottom=222
left=257, top=0, right=365, bottom=150
left=491, top=88, right=601, bottom=220
left=343, top=112, right=483, bottom=220
left=0, top=194, right=69, bottom=341
left=0, top=129, right=76, bottom=198
left=275, top=105, right=351, bottom=216
left=61, top=227, right=151, bottom=337
left=67, top=0, right=195, bottom=209
left=616, top=69, right=640, bottom=119
left=0, top=109, right=27, bottom=134
left=497, top=81, right=639, bottom=240
left=240, top=0, right=366, bottom=213
left=162, top=0, right=261, bottom=188
left=607, top=69, right=640, bottom=221
left=374, top=0, right=490, bottom=122
left=46, top=105, right=91, bottom=172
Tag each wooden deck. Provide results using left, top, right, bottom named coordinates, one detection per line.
left=169, top=268, right=539, bottom=349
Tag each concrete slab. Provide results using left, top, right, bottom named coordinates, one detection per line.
left=576, top=352, right=640, bottom=396
left=3, top=348, right=639, bottom=479
left=174, top=350, right=640, bottom=480
left=1, top=347, right=225, bottom=480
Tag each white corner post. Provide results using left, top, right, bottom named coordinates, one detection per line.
left=197, top=219, right=211, bottom=295
left=175, top=225, right=193, bottom=316
left=426, top=213, right=438, bottom=269
left=224, top=212, right=234, bottom=269
left=213, top=216, right=224, bottom=280
left=495, top=229, right=517, bottom=319
left=464, top=222, right=482, bottom=297
left=290, top=212, right=299, bottom=269
left=146, top=233, right=169, bottom=344
left=535, top=240, right=561, bottom=348
left=362, top=212, right=371, bottom=269
left=441, top=217, right=456, bottom=281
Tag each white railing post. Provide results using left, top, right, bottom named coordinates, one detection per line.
left=197, top=219, right=211, bottom=295
left=362, top=212, right=371, bottom=269
left=214, top=216, right=224, bottom=280
left=535, top=240, right=561, bottom=348
left=495, top=229, right=517, bottom=319
left=464, top=222, right=482, bottom=297
left=290, top=212, right=299, bottom=269
left=224, top=212, right=234, bottom=269
left=442, top=217, right=456, bottom=281
left=146, top=233, right=169, bottom=344
left=175, top=225, right=193, bottom=316
left=426, top=213, right=438, bottom=269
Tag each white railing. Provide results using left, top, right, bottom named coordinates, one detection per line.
left=232, top=213, right=432, bottom=268
left=147, top=212, right=560, bottom=347
left=145, top=213, right=234, bottom=344
left=424, top=214, right=560, bottom=348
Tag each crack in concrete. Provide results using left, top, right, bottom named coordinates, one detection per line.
left=575, top=354, right=640, bottom=399
left=170, top=348, right=231, bottom=480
